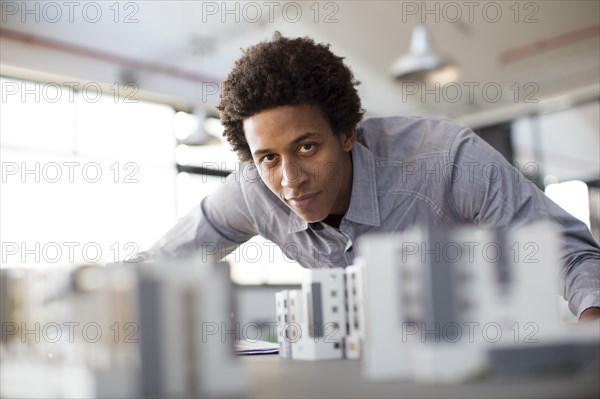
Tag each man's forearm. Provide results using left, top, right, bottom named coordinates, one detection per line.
left=579, top=307, right=600, bottom=321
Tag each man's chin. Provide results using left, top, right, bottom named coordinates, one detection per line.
left=292, top=209, right=326, bottom=224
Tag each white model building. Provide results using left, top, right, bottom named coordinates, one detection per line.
left=287, top=289, right=304, bottom=355
left=276, top=268, right=347, bottom=360
left=136, top=256, right=247, bottom=398
left=274, top=263, right=367, bottom=361
left=344, top=259, right=366, bottom=360
left=485, top=221, right=562, bottom=335
left=295, top=268, right=347, bottom=360
left=359, top=229, right=416, bottom=381
left=405, top=226, right=495, bottom=383
left=275, top=289, right=292, bottom=358
left=272, top=220, right=584, bottom=378
left=0, top=256, right=248, bottom=398
left=359, top=221, right=567, bottom=383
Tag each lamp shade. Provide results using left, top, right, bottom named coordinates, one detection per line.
left=390, top=25, right=460, bottom=84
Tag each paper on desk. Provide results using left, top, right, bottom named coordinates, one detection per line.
left=235, top=339, right=279, bottom=355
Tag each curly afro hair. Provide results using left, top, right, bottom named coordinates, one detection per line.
left=216, top=32, right=364, bottom=162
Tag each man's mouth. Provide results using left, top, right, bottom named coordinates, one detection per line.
left=286, top=192, right=320, bottom=209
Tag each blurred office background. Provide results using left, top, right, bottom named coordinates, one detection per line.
left=1, top=1, right=599, bottom=323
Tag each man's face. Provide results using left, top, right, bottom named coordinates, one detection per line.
left=243, top=104, right=355, bottom=223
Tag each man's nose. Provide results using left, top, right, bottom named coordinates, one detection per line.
left=281, top=160, right=308, bottom=188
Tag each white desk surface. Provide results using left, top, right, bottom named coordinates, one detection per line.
left=241, top=355, right=599, bottom=399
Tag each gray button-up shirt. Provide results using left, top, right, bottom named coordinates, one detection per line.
left=136, top=116, right=600, bottom=317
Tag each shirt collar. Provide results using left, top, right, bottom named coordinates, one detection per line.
left=287, top=211, right=308, bottom=233
left=287, top=139, right=380, bottom=233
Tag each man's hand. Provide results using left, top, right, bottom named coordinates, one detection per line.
left=579, top=307, right=600, bottom=322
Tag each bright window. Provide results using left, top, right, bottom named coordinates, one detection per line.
left=1, top=76, right=303, bottom=284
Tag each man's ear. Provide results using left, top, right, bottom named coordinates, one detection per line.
left=340, top=128, right=357, bottom=151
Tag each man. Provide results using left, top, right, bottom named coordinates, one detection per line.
left=136, top=33, right=600, bottom=321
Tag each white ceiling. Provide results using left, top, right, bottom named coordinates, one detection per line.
left=1, top=0, right=599, bottom=124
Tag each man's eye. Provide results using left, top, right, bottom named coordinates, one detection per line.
left=261, top=154, right=277, bottom=164
left=299, top=144, right=315, bottom=153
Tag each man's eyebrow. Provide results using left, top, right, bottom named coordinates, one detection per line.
left=253, top=131, right=321, bottom=157
left=291, top=131, right=320, bottom=145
